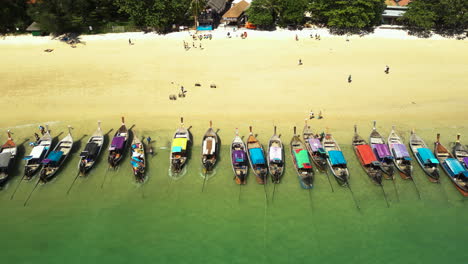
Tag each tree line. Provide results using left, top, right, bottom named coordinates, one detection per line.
left=0, top=0, right=466, bottom=36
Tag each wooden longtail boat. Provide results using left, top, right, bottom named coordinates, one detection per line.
left=352, top=125, right=382, bottom=185
left=322, top=130, right=350, bottom=186
left=387, top=126, right=413, bottom=179
left=434, top=134, right=468, bottom=196
left=108, top=117, right=129, bottom=168
left=24, top=126, right=52, bottom=180
left=453, top=134, right=468, bottom=170
left=290, top=127, right=314, bottom=189
left=409, top=130, right=440, bottom=183
left=201, top=121, right=219, bottom=174
left=369, top=121, right=394, bottom=179
left=246, top=126, right=268, bottom=184
left=303, top=120, right=327, bottom=171
left=170, top=117, right=191, bottom=174
left=39, top=126, right=74, bottom=183
left=78, top=121, right=104, bottom=175
left=130, top=132, right=146, bottom=183
left=0, top=130, right=17, bottom=184
left=267, top=126, right=284, bottom=184
left=230, top=129, right=248, bottom=185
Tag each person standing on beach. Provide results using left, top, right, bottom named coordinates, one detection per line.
left=295, top=34, right=299, bottom=41
left=348, top=75, right=352, bottom=83
left=39, top=125, right=45, bottom=135
left=385, top=65, right=390, bottom=74
left=146, top=136, right=152, bottom=144
left=309, top=111, right=315, bottom=119
left=128, top=38, right=132, bottom=45
left=34, top=133, right=40, bottom=141
left=298, top=59, right=303, bottom=65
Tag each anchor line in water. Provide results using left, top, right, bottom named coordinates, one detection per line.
left=66, top=171, right=81, bottom=195
left=100, top=166, right=112, bottom=189
left=23, top=179, right=41, bottom=207
left=392, top=178, right=400, bottom=202
left=10, top=174, right=26, bottom=200
left=410, top=176, right=422, bottom=200
left=347, top=182, right=361, bottom=211
left=324, top=169, right=334, bottom=192
left=201, top=170, right=208, bottom=193
left=380, top=184, right=390, bottom=208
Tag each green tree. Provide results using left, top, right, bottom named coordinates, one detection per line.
left=115, top=0, right=191, bottom=33
left=277, top=0, right=308, bottom=27
left=401, top=0, right=437, bottom=33
left=324, top=0, right=385, bottom=33
left=246, top=0, right=279, bottom=29
left=0, top=0, right=30, bottom=34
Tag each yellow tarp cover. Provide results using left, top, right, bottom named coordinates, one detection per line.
left=172, top=138, right=187, bottom=150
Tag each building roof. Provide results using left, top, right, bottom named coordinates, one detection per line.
left=26, top=22, right=41, bottom=31
left=223, top=0, right=250, bottom=19
left=207, top=0, right=228, bottom=13
left=385, top=0, right=411, bottom=6
left=382, top=9, right=406, bottom=18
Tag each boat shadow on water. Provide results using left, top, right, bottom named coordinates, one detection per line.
left=0, top=140, right=28, bottom=190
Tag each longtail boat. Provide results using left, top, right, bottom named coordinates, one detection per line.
left=108, top=117, right=129, bottom=168
left=130, top=132, right=146, bottom=183
left=352, top=125, right=382, bottom=185
left=303, top=120, right=327, bottom=171
left=290, top=126, right=314, bottom=189
left=453, top=134, right=468, bottom=170
left=246, top=126, right=268, bottom=184
left=78, top=121, right=104, bottom=175
left=39, top=126, right=74, bottom=183
left=387, top=126, right=413, bottom=179
left=434, top=134, right=468, bottom=196
left=24, top=126, right=52, bottom=180
left=230, top=129, right=248, bottom=185
left=267, top=126, right=284, bottom=184
left=0, top=130, right=17, bottom=184
left=322, top=130, right=349, bottom=186
left=369, top=121, right=394, bottom=179
left=201, top=121, right=219, bottom=174
left=170, top=117, right=191, bottom=174
left=409, top=130, right=440, bottom=182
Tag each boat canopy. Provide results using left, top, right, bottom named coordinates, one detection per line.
left=172, top=138, right=187, bottom=152
left=463, top=157, right=468, bottom=168
left=294, top=149, right=312, bottom=169
left=203, top=137, right=216, bottom=155
left=30, top=146, right=46, bottom=159
left=392, top=143, right=410, bottom=159
left=80, top=143, right=99, bottom=157
left=232, top=150, right=246, bottom=164
left=356, top=144, right=377, bottom=165
left=417, top=148, right=439, bottom=164
left=329, top=150, right=347, bottom=165
left=269, top=146, right=282, bottom=162
left=110, top=136, right=125, bottom=150
left=308, top=138, right=322, bottom=152
left=43, top=151, right=63, bottom=164
left=249, top=148, right=265, bottom=165
left=445, top=158, right=466, bottom=175
left=0, top=152, right=12, bottom=167
left=373, top=144, right=392, bottom=159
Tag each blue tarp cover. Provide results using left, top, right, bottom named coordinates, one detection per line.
left=445, top=158, right=466, bottom=175
left=249, top=148, right=265, bottom=165
left=329, top=150, right=346, bottom=165
left=48, top=151, right=63, bottom=163
left=197, top=25, right=213, bottom=31
left=417, top=148, right=439, bottom=164
left=172, top=146, right=182, bottom=153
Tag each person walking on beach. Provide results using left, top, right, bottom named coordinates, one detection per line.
left=39, top=125, right=45, bottom=135
left=128, top=38, right=132, bottom=45
left=34, top=133, right=40, bottom=141
left=385, top=65, right=390, bottom=74
left=348, top=75, right=352, bottom=83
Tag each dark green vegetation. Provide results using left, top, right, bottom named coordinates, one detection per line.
left=1, top=124, right=467, bottom=264
left=0, top=0, right=466, bottom=36
left=402, top=0, right=468, bottom=36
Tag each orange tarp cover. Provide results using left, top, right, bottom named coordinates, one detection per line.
left=356, top=145, right=377, bottom=165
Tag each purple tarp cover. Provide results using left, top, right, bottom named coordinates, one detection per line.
left=232, top=150, right=246, bottom=164
left=463, top=157, right=468, bottom=168
left=110, top=136, right=125, bottom=150
left=308, top=138, right=322, bottom=152
left=392, top=143, right=410, bottom=158
left=373, top=144, right=392, bottom=158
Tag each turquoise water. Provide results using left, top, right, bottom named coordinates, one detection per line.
left=1, top=124, right=467, bottom=264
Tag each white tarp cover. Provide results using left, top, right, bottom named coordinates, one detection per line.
left=30, top=146, right=45, bottom=159
left=203, top=138, right=216, bottom=155
left=0, top=152, right=12, bottom=167
left=269, top=146, right=282, bottom=161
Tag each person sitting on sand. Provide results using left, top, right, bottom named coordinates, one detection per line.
left=348, top=75, right=352, bottom=83
left=318, top=110, right=323, bottom=119
left=385, top=65, right=390, bottom=74
left=309, top=111, right=315, bottom=119
left=298, top=59, right=303, bottom=66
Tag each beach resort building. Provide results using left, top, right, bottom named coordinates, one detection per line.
left=222, top=0, right=251, bottom=26
left=382, top=0, right=411, bottom=25
left=197, top=0, right=230, bottom=30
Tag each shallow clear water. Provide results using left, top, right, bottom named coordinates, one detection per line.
left=1, top=127, right=467, bottom=264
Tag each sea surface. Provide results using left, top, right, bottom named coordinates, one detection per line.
left=1, top=125, right=467, bottom=264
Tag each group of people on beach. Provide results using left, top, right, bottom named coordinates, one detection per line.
left=309, top=110, right=323, bottom=120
